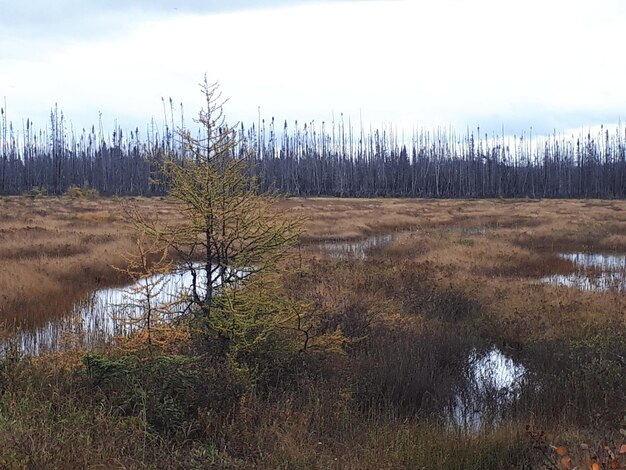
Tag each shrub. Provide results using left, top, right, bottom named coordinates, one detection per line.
left=65, top=182, right=99, bottom=199
left=82, top=353, right=247, bottom=438
left=24, top=186, right=48, bottom=198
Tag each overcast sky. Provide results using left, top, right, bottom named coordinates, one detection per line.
left=1, top=0, right=625, bottom=137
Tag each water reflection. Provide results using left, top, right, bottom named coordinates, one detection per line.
left=452, top=347, right=526, bottom=431
left=7, top=264, right=244, bottom=356
left=318, top=234, right=394, bottom=260
left=542, top=253, right=626, bottom=291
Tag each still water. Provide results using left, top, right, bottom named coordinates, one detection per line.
left=452, top=347, right=525, bottom=430
left=4, top=231, right=528, bottom=431
left=542, top=253, right=626, bottom=291
left=7, top=264, right=243, bottom=356
left=318, top=234, right=394, bottom=260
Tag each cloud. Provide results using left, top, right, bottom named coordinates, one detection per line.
left=1, top=0, right=625, bottom=137
left=463, top=110, right=624, bottom=140
left=0, top=0, right=370, bottom=60
left=0, top=0, right=356, bottom=40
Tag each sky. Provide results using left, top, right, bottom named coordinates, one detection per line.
left=1, top=0, right=625, bottom=138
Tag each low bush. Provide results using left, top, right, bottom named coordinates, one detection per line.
left=64, top=182, right=99, bottom=199
left=82, top=353, right=247, bottom=438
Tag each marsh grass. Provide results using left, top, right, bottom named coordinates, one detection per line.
left=2, top=197, right=626, bottom=467
left=0, top=197, right=186, bottom=332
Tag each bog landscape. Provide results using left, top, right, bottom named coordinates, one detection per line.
left=2, top=84, right=626, bottom=469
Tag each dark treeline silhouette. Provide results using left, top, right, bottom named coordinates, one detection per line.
left=1, top=105, right=626, bottom=198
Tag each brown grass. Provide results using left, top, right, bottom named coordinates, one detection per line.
left=3, top=196, right=626, bottom=467
left=293, top=198, right=626, bottom=341
left=284, top=197, right=626, bottom=249
left=0, top=196, right=186, bottom=330
left=3, top=195, right=626, bottom=338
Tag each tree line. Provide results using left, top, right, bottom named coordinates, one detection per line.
left=1, top=105, right=625, bottom=198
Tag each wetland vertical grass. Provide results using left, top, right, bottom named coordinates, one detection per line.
left=2, top=197, right=626, bottom=467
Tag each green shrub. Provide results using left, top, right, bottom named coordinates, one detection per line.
left=65, top=182, right=99, bottom=199
left=24, top=186, right=48, bottom=198
left=82, top=353, right=247, bottom=438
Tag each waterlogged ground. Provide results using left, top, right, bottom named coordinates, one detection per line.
left=11, top=266, right=529, bottom=433
left=13, top=268, right=188, bottom=354
left=542, top=252, right=626, bottom=291
left=2, top=226, right=533, bottom=431
left=452, top=347, right=526, bottom=431
left=9, top=265, right=245, bottom=355
left=318, top=234, right=395, bottom=259
left=3, top=197, right=626, bottom=445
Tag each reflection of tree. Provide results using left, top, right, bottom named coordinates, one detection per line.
left=123, top=80, right=330, bottom=364
left=114, top=230, right=180, bottom=347
left=135, top=79, right=302, bottom=320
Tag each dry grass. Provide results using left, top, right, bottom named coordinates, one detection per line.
left=3, top=195, right=626, bottom=339
left=286, top=197, right=626, bottom=343
left=3, top=196, right=626, bottom=467
left=285, top=197, right=626, bottom=248
left=0, top=196, right=186, bottom=330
